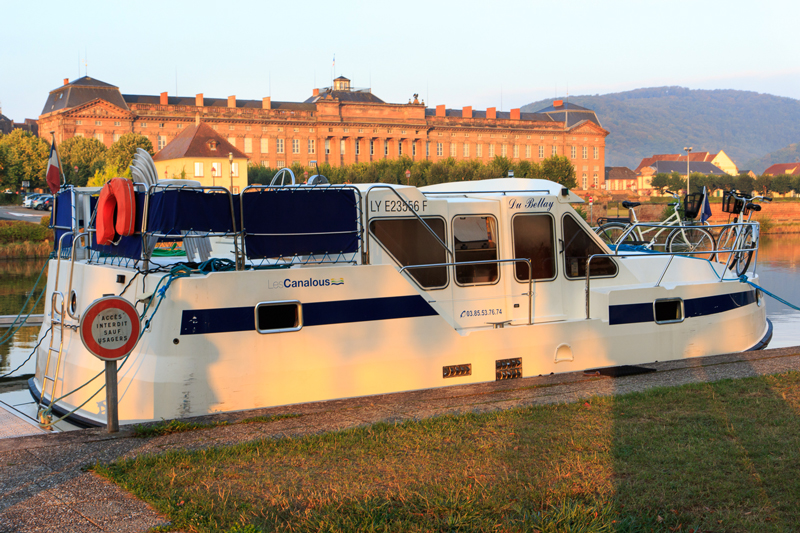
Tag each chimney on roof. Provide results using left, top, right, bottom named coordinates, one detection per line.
left=487, top=107, right=496, bottom=119
left=262, top=97, right=271, bottom=110
left=63, top=78, right=69, bottom=86
left=312, top=88, right=319, bottom=97
left=462, top=106, right=472, bottom=119
left=436, top=105, right=446, bottom=117
left=553, top=100, right=564, bottom=107
left=228, top=95, right=236, bottom=108
left=510, top=108, right=520, bottom=120
left=160, top=92, right=168, bottom=105
left=196, top=93, right=204, bottom=107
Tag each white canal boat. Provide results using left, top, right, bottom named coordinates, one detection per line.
left=29, top=172, right=771, bottom=427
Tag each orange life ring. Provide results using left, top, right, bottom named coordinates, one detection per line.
left=96, top=178, right=136, bottom=246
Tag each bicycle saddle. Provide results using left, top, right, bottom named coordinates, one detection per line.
left=622, top=201, right=641, bottom=209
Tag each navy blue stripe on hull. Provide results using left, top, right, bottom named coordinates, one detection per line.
left=180, top=295, right=438, bottom=335
left=609, top=290, right=756, bottom=326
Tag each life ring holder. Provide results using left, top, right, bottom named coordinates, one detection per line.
left=96, top=178, right=137, bottom=246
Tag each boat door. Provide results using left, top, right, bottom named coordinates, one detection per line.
left=447, top=199, right=521, bottom=329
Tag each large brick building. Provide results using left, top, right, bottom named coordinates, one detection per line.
left=38, top=76, right=609, bottom=189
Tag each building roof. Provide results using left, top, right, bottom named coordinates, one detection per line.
left=605, top=166, right=636, bottom=180
left=303, top=89, right=385, bottom=104
left=0, top=113, right=11, bottom=134
left=152, top=122, right=247, bottom=161
left=423, top=108, right=554, bottom=121
left=123, top=94, right=316, bottom=111
left=634, top=152, right=716, bottom=173
left=648, top=161, right=726, bottom=175
left=533, top=102, right=603, bottom=128
left=41, top=76, right=129, bottom=115
left=763, top=163, right=800, bottom=176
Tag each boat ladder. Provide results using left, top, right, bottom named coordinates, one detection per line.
left=38, top=291, right=66, bottom=429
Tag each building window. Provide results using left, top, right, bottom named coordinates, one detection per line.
left=489, top=144, right=495, bottom=158
left=450, top=143, right=456, bottom=157
left=463, top=143, right=469, bottom=157
left=229, top=125, right=235, bottom=130
left=194, top=162, right=204, bottom=176
left=582, top=174, right=587, bottom=189
left=95, top=120, right=102, bottom=126
left=75, top=132, right=84, bottom=137
left=141, top=123, right=147, bottom=128
left=325, top=139, right=330, bottom=155
left=370, top=140, right=375, bottom=156
left=292, top=139, right=300, bottom=154
left=571, top=146, right=576, bottom=159
left=244, top=137, right=253, bottom=154
left=437, top=143, right=443, bottom=157
left=384, top=140, right=388, bottom=156
left=552, top=146, right=557, bottom=156
left=177, top=123, right=183, bottom=129
left=157, top=135, right=166, bottom=150
left=114, top=121, right=120, bottom=127
left=75, top=120, right=82, bottom=125
left=211, top=162, right=221, bottom=178
left=594, top=146, right=599, bottom=159
left=277, top=160, right=285, bottom=167
left=398, top=141, right=403, bottom=156
left=501, top=144, right=507, bottom=157
left=232, top=163, right=239, bottom=177
left=308, top=139, right=315, bottom=154
left=159, top=123, right=165, bottom=128
left=356, top=140, right=360, bottom=156
left=594, top=174, right=598, bottom=187
left=426, top=141, right=430, bottom=157
left=412, top=142, right=416, bottom=157
left=261, top=138, right=269, bottom=154
left=340, top=139, right=346, bottom=155
left=94, top=133, right=103, bottom=143
left=477, top=144, right=482, bottom=157
left=513, top=145, right=519, bottom=158
left=277, top=138, right=284, bottom=154
left=539, top=145, right=544, bottom=158
left=246, top=126, right=251, bottom=131
left=113, top=134, right=120, bottom=142
left=583, top=146, right=588, bottom=159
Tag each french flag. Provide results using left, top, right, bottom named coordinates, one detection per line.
left=46, top=141, right=62, bottom=193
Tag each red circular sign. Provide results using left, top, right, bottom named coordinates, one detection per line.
left=79, top=297, right=141, bottom=361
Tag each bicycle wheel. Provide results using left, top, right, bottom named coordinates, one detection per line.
left=716, top=226, right=738, bottom=268
left=734, top=225, right=756, bottom=277
left=596, top=222, right=636, bottom=248
left=666, top=227, right=716, bottom=260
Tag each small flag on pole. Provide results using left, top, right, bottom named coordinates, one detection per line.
left=700, top=186, right=712, bottom=224
left=46, top=140, right=63, bottom=194
left=332, top=54, right=335, bottom=67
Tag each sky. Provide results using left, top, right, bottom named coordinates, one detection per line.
left=2, top=0, right=799, bottom=122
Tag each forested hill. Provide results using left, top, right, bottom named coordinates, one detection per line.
left=521, top=87, right=800, bottom=173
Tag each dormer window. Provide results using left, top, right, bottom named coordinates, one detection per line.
left=333, top=76, right=351, bottom=91
left=208, top=140, right=217, bottom=151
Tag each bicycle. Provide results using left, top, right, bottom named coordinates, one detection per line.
left=715, top=190, right=771, bottom=276
left=596, top=190, right=715, bottom=259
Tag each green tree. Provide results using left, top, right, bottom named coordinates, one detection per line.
left=734, top=174, right=756, bottom=195
left=754, top=174, right=772, bottom=195
left=540, top=155, right=576, bottom=188
left=87, top=165, right=131, bottom=187
left=59, top=136, right=107, bottom=187
left=770, top=174, right=794, bottom=195
left=0, top=130, right=49, bottom=191
left=105, top=133, right=154, bottom=173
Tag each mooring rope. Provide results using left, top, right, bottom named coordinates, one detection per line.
left=740, top=275, right=800, bottom=312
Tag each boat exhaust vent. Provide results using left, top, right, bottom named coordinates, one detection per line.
left=443, top=364, right=472, bottom=378
left=496, top=358, right=522, bottom=380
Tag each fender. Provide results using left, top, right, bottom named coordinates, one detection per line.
left=96, top=178, right=136, bottom=246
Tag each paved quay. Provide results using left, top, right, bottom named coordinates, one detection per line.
left=2, top=345, right=800, bottom=533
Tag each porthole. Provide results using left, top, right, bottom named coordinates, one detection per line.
left=255, top=300, right=302, bottom=334
left=756, top=289, right=764, bottom=307
left=654, top=298, right=684, bottom=324
left=69, top=290, right=78, bottom=315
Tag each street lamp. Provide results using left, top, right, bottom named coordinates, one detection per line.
left=684, top=146, right=693, bottom=194
left=228, top=152, right=234, bottom=191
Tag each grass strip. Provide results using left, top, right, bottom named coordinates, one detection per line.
left=96, top=371, right=800, bottom=532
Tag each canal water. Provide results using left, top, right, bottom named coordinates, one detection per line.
left=2, top=237, right=800, bottom=380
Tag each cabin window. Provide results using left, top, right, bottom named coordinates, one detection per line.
left=562, top=215, right=618, bottom=278
left=654, top=298, right=684, bottom=324
left=512, top=214, right=556, bottom=281
left=255, top=301, right=302, bottom=333
left=453, top=215, right=498, bottom=286
left=370, top=217, right=448, bottom=289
